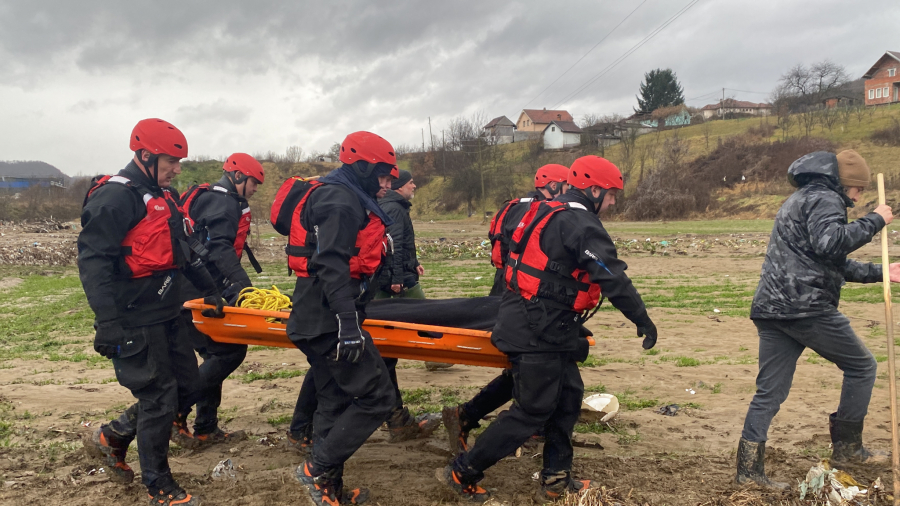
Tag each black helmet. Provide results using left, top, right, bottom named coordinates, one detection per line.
left=787, top=151, right=839, bottom=188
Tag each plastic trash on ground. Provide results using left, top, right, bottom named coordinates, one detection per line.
left=211, top=459, right=236, bottom=480
left=581, top=394, right=619, bottom=423
left=798, top=460, right=883, bottom=505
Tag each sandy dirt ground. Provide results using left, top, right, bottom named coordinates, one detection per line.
left=1, top=220, right=898, bottom=505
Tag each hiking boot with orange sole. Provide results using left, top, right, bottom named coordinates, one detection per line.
left=295, top=460, right=370, bottom=505
left=148, top=485, right=199, bottom=506
left=388, top=412, right=442, bottom=443
left=435, top=465, right=490, bottom=503
left=286, top=428, right=314, bottom=454
left=194, top=427, right=247, bottom=447
left=169, top=419, right=197, bottom=449
left=441, top=405, right=471, bottom=457
left=538, top=475, right=595, bottom=502
left=83, top=428, right=134, bottom=484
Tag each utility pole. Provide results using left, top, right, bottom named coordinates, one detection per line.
left=428, top=117, right=433, bottom=152
left=421, top=128, right=425, bottom=152
left=721, top=88, right=725, bottom=117
left=479, top=139, right=486, bottom=224
left=441, top=130, right=446, bottom=173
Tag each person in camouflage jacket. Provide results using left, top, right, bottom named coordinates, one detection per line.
left=737, top=150, right=900, bottom=490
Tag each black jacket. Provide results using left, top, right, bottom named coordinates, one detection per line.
left=751, top=156, right=884, bottom=320
left=377, top=189, right=419, bottom=289
left=286, top=184, right=378, bottom=339
left=491, top=190, right=650, bottom=353
left=489, top=191, right=547, bottom=296
left=78, top=162, right=213, bottom=328
left=181, top=176, right=252, bottom=301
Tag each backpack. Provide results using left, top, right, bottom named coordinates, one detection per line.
left=270, top=177, right=323, bottom=236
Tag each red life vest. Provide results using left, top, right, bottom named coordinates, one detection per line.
left=488, top=197, right=536, bottom=268
left=85, top=175, right=183, bottom=279
left=280, top=181, right=386, bottom=279
left=505, top=201, right=601, bottom=313
left=181, top=183, right=252, bottom=258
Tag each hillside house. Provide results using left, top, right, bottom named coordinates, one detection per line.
left=483, top=116, right=515, bottom=144
left=542, top=121, right=583, bottom=150
left=700, top=99, right=772, bottom=119
left=863, top=51, right=900, bottom=106
left=516, top=109, right=574, bottom=132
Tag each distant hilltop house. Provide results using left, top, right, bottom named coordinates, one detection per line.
left=635, top=106, right=693, bottom=128
left=483, top=116, right=516, bottom=137
left=483, top=116, right=516, bottom=144
left=863, top=50, right=900, bottom=106
left=0, top=161, right=69, bottom=191
left=542, top=120, right=583, bottom=150
left=700, top=99, right=772, bottom=119
left=821, top=78, right=865, bottom=108
left=516, top=109, right=574, bottom=132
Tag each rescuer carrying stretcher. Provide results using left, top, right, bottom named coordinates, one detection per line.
left=437, top=155, right=658, bottom=503
left=79, top=119, right=225, bottom=506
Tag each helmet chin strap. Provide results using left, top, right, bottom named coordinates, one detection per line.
left=580, top=186, right=606, bottom=214
left=225, top=171, right=248, bottom=197
left=136, top=150, right=160, bottom=188
left=545, top=182, right=561, bottom=197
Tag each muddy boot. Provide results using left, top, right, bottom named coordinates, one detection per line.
left=537, top=471, right=595, bottom=502
left=442, top=404, right=477, bottom=457
left=169, top=413, right=197, bottom=449
left=83, top=427, right=134, bottom=484
left=194, top=426, right=247, bottom=448
left=286, top=425, right=314, bottom=454
left=829, top=412, right=889, bottom=466
left=425, top=362, right=454, bottom=371
left=147, top=475, right=199, bottom=506
left=735, top=437, right=790, bottom=490
left=386, top=407, right=441, bottom=443
left=435, top=465, right=490, bottom=503
left=295, top=460, right=370, bottom=505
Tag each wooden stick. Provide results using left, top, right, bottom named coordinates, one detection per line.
left=877, top=172, right=900, bottom=506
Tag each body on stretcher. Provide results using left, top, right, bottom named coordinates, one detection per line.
left=184, top=299, right=595, bottom=369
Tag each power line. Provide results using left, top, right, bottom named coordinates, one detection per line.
left=724, top=88, right=770, bottom=95
left=685, top=90, right=721, bottom=102
left=550, top=0, right=702, bottom=109
left=523, top=0, right=648, bottom=108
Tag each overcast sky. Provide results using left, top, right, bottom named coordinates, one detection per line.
left=1, top=0, right=898, bottom=176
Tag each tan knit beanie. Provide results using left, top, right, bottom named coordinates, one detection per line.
left=836, top=150, right=871, bottom=187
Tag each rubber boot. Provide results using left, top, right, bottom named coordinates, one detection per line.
left=734, top=438, right=790, bottom=491
left=829, top=412, right=889, bottom=466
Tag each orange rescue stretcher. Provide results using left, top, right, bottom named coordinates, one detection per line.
left=184, top=299, right=595, bottom=369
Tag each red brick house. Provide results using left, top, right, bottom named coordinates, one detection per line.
left=516, top=109, right=574, bottom=132
left=863, top=51, right=900, bottom=106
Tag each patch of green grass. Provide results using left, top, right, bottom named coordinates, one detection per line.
left=400, top=386, right=475, bottom=416
left=657, top=355, right=701, bottom=367
left=643, top=348, right=660, bottom=356
left=418, top=261, right=495, bottom=298
left=573, top=422, right=616, bottom=434
left=237, top=369, right=306, bottom=383
left=584, top=384, right=607, bottom=394
left=266, top=414, right=292, bottom=426
left=579, top=355, right=601, bottom=368
left=875, top=354, right=888, bottom=363
left=616, top=388, right=658, bottom=410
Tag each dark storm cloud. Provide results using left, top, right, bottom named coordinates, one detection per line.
left=2, top=0, right=899, bottom=175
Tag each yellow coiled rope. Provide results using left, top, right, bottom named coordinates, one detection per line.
left=236, top=286, right=292, bottom=312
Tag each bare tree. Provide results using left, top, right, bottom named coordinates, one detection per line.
left=284, top=145, right=304, bottom=164
left=796, top=106, right=818, bottom=138
left=776, top=59, right=849, bottom=110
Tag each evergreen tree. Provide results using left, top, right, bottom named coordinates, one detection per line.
left=634, top=68, right=685, bottom=114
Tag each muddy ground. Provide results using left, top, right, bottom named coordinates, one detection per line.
left=1, top=219, right=899, bottom=505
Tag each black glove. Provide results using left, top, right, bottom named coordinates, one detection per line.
left=222, top=282, right=249, bottom=306
left=94, top=321, right=125, bottom=359
left=335, top=312, right=365, bottom=363
left=637, top=320, right=658, bottom=350
left=201, top=294, right=226, bottom=318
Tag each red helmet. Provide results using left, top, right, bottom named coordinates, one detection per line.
left=340, top=131, right=399, bottom=178
left=224, top=153, right=265, bottom=184
left=129, top=119, right=188, bottom=158
left=568, top=156, right=624, bottom=190
left=534, top=164, right=569, bottom=188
